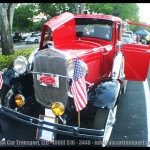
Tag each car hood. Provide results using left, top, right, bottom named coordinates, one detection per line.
left=54, top=39, right=105, bottom=60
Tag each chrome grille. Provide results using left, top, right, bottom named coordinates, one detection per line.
left=33, top=48, right=69, bottom=108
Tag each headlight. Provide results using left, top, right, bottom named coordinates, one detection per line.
left=67, top=60, right=88, bottom=79
left=51, top=102, right=65, bottom=116
left=14, top=56, right=28, bottom=74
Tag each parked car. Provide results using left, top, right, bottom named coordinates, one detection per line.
left=122, top=33, right=134, bottom=44
left=25, top=32, right=41, bottom=44
left=12, top=32, right=22, bottom=42
left=123, top=30, right=133, bottom=36
left=0, top=12, right=150, bottom=147
left=123, top=30, right=137, bottom=43
left=21, top=33, right=32, bottom=41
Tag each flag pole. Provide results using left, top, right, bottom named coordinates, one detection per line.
left=78, top=111, right=80, bottom=127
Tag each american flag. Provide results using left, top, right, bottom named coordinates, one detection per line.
left=71, top=57, right=87, bottom=112
left=0, top=72, right=3, bottom=89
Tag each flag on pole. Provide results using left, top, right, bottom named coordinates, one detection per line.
left=71, top=57, right=87, bottom=112
left=0, top=73, right=3, bottom=89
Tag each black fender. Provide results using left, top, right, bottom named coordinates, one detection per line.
left=2, top=69, right=16, bottom=87
left=1, top=69, right=34, bottom=98
left=89, top=80, right=121, bottom=109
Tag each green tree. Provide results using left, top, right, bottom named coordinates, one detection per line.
left=31, top=19, right=47, bottom=32
left=0, top=3, right=18, bottom=55
left=87, top=3, right=114, bottom=15
left=87, top=3, right=141, bottom=32
left=38, top=3, right=87, bottom=19
left=112, top=3, right=139, bottom=22
left=87, top=3, right=139, bottom=22
left=38, top=3, right=66, bottom=20
left=75, top=3, right=87, bottom=14
left=66, top=3, right=77, bottom=14
left=13, top=3, right=39, bottom=33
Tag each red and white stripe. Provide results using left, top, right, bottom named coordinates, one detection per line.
left=0, top=73, right=3, bottom=89
left=71, top=76, right=87, bottom=112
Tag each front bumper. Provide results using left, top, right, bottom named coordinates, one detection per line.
left=0, top=104, right=104, bottom=141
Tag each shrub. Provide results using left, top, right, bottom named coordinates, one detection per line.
left=0, top=47, right=38, bottom=70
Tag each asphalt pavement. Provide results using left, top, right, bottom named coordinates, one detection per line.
left=109, top=67, right=150, bottom=147
left=109, top=81, right=147, bottom=147
left=0, top=41, right=39, bottom=52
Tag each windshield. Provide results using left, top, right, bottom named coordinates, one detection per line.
left=75, top=18, right=113, bottom=41
left=31, top=33, right=41, bottom=37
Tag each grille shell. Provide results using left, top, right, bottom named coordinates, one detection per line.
left=33, top=48, right=69, bottom=108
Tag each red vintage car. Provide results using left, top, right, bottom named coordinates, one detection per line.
left=0, top=12, right=150, bottom=147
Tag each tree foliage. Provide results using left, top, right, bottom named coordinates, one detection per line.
left=38, top=3, right=86, bottom=20
left=87, top=3, right=141, bottom=31
left=38, top=3, right=67, bottom=20
left=31, top=19, right=47, bottom=32
left=13, top=3, right=141, bottom=34
left=66, top=3, right=77, bottom=14
left=87, top=3, right=139, bottom=22
left=13, top=3, right=39, bottom=33
left=87, top=3, right=114, bottom=15
left=13, top=3, right=88, bottom=34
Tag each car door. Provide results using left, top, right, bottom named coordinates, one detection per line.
left=121, top=43, right=150, bottom=81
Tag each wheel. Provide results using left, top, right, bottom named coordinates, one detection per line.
left=93, top=105, right=117, bottom=147
left=35, top=39, right=38, bottom=43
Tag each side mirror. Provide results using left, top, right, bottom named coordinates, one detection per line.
left=116, top=41, right=123, bottom=50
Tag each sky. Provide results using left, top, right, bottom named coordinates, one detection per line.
left=137, top=3, right=150, bottom=24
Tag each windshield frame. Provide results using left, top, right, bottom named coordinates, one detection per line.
left=75, top=18, right=113, bottom=41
